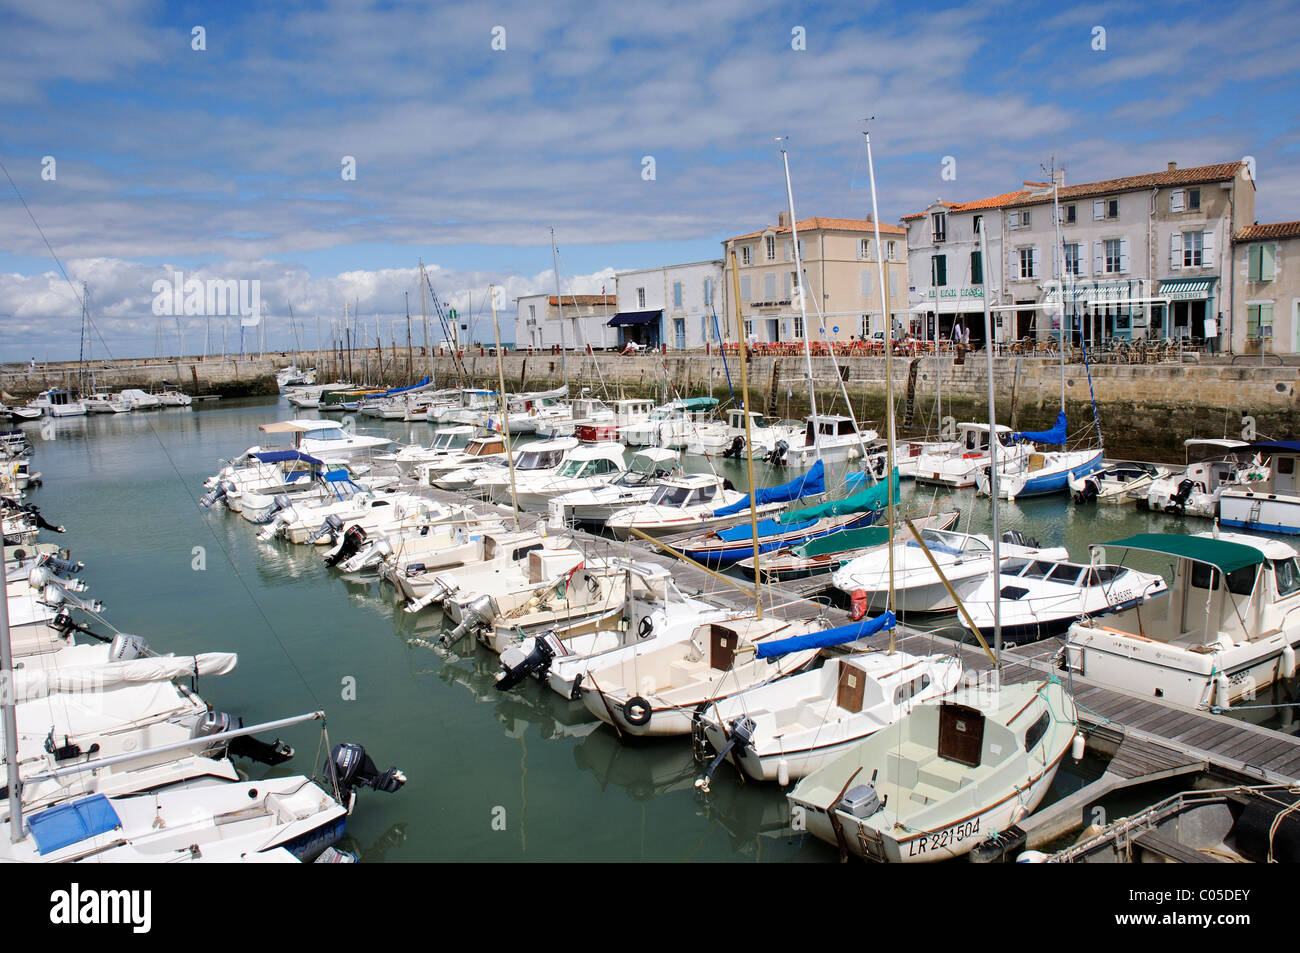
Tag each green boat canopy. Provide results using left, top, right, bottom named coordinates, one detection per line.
left=1099, top=533, right=1266, bottom=574
left=679, top=397, right=718, bottom=410
left=777, top=469, right=898, bottom=524
left=791, top=525, right=891, bottom=559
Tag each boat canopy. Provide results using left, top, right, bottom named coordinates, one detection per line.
left=715, top=516, right=819, bottom=542
left=679, top=397, right=718, bottom=410
left=755, top=611, right=896, bottom=659
left=1100, top=533, right=1265, bottom=574
left=251, top=450, right=324, bottom=465
left=791, top=525, right=890, bottom=559
left=777, top=469, right=898, bottom=524
left=1241, top=441, right=1300, bottom=455
left=380, top=376, right=432, bottom=396
left=29, top=794, right=122, bottom=855
left=711, top=459, right=824, bottom=518
left=1013, top=411, right=1068, bottom=444
left=259, top=421, right=313, bottom=434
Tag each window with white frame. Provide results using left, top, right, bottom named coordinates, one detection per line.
left=973, top=214, right=982, bottom=234
left=744, top=319, right=754, bottom=337
left=1064, top=243, right=1082, bottom=276
left=790, top=270, right=800, bottom=296
left=932, top=212, right=946, bottom=243
left=741, top=245, right=751, bottom=266
left=793, top=315, right=804, bottom=338
left=1182, top=231, right=1204, bottom=267
left=887, top=240, right=896, bottom=260
left=529, top=304, right=536, bottom=320
left=1188, top=188, right=1201, bottom=210
left=765, top=235, right=776, bottom=261
left=1063, top=204, right=1076, bottom=224
left=1019, top=247, right=1036, bottom=279
left=1105, top=239, right=1123, bottom=273
left=637, top=287, right=646, bottom=308
left=859, top=238, right=871, bottom=260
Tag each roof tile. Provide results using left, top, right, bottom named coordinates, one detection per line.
left=1235, top=221, right=1300, bottom=242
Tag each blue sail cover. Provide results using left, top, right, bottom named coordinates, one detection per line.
left=777, top=469, right=898, bottom=524
left=1013, top=411, right=1067, bottom=444
left=252, top=450, right=324, bottom=465
left=711, top=459, right=825, bottom=518
left=380, top=376, right=432, bottom=397
left=755, top=611, right=897, bottom=659
left=715, top=516, right=820, bottom=542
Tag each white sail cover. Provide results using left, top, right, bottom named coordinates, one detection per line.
left=10, top=653, right=238, bottom=703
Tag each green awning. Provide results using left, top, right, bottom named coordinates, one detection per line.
left=680, top=397, right=718, bottom=410
left=1158, top=278, right=1215, bottom=301
left=1100, top=533, right=1264, bottom=574
left=792, top=525, right=890, bottom=558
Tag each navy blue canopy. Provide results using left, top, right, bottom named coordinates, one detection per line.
left=1013, top=411, right=1068, bottom=445
left=1243, top=441, right=1300, bottom=455
left=252, top=450, right=324, bottom=465
left=755, top=611, right=896, bottom=659
left=711, top=459, right=825, bottom=518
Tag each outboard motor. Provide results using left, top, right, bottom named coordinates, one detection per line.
left=37, top=552, right=82, bottom=575
left=306, top=513, right=345, bottom=544
left=1001, top=529, right=1040, bottom=549
left=404, top=572, right=459, bottom=614
left=248, top=493, right=293, bottom=525
left=108, top=633, right=153, bottom=661
left=193, top=710, right=295, bottom=765
left=342, top=537, right=391, bottom=574
left=1165, top=479, right=1195, bottom=516
left=495, top=633, right=565, bottom=691
left=22, top=504, right=64, bottom=533
left=722, top=435, right=746, bottom=460
left=199, top=482, right=228, bottom=509
left=324, top=743, right=406, bottom=810
left=440, top=593, right=496, bottom=647
left=324, top=524, right=367, bottom=566
left=1073, top=479, right=1099, bottom=505
left=28, top=565, right=86, bottom=594
left=40, top=582, right=103, bottom=613
left=695, top=715, right=757, bottom=793
left=765, top=440, right=789, bottom=467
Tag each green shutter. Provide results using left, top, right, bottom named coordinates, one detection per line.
left=1249, top=246, right=1261, bottom=282
left=971, top=251, right=983, bottom=285
left=1262, top=244, right=1276, bottom=282
left=1248, top=304, right=1260, bottom=338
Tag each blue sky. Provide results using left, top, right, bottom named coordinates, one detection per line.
left=1, top=0, right=1298, bottom=359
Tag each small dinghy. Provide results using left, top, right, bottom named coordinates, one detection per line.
left=1069, top=461, right=1170, bottom=505
left=787, top=677, right=1077, bottom=862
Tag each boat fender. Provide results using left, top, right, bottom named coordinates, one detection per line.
left=850, top=589, right=869, bottom=622
left=1071, top=732, right=1086, bottom=761
left=1214, top=673, right=1231, bottom=709
left=623, top=696, right=653, bottom=727
left=1283, top=644, right=1297, bottom=681
left=1015, top=850, right=1048, bottom=863
left=777, top=758, right=790, bottom=786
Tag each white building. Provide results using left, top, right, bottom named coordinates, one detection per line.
left=612, top=260, right=724, bottom=350
left=514, top=292, right=618, bottom=351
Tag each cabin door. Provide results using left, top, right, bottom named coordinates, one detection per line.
left=1276, top=456, right=1296, bottom=495
left=709, top=625, right=738, bottom=671
left=937, top=703, right=985, bottom=768
left=836, top=663, right=866, bottom=713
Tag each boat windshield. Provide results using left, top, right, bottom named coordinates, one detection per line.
left=917, top=529, right=982, bottom=557
left=555, top=459, right=591, bottom=478
left=304, top=428, right=345, bottom=441
left=468, top=440, right=504, bottom=457
left=650, top=484, right=694, bottom=507
left=516, top=448, right=566, bottom=470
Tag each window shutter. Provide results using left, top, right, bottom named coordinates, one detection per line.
left=1170, top=189, right=1184, bottom=213
left=1093, top=241, right=1104, bottom=275
left=861, top=269, right=872, bottom=297
left=1120, top=238, right=1130, bottom=273
left=783, top=273, right=791, bottom=298
left=1263, top=244, right=1276, bottom=281
left=1248, top=246, right=1261, bottom=281
left=1202, top=229, right=1215, bottom=262
left=765, top=274, right=776, bottom=300
left=784, top=241, right=791, bottom=262
left=1170, top=233, right=1182, bottom=269
left=1031, top=247, right=1040, bottom=277
left=1263, top=303, right=1275, bottom=326
left=741, top=276, right=751, bottom=301
left=1093, top=200, right=1104, bottom=221
left=1077, top=244, right=1090, bottom=277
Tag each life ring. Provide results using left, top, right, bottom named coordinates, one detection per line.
left=623, top=696, right=652, bottom=727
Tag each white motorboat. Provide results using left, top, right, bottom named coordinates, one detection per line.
left=262, top=486, right=438, bottom=544
left=503, top=441, right=627, bottom=511
left=258, top=418, right=393, bottom=460
left=417, top=433, right=510, bottom=486
left=700, top=648, right=964, bottom=782
left=116, top=389, right=161, bottom=410
left=335, top=516, right=505, bottom=575
left=469, top=437, right=579, bottom=500
left=28, top=389, right=85, bottom=417
left=769, top=414, right=879, bottom=469
left=620, top=397, right=718, bottom=448
left=1068, top=461, right=1171, bottom=505
left=604, top=472, right=777, bottom=540
left=1063, top=531, right=1300, bottom=710
left=81, top=393, right=130, bottom=414
left=577, top=614, right=825, bottom=737
left=1145, top=438, right=1266, bottom=518
left=683, top=409, right=803, bottom=456
left=157, top=389, right=192, bottom=407
left=548, top=447, right=681, bottom=525
left=787, top=677, right=1077, bottom=862
left=831, top=528, right=1069, bottom=615
left=383, top=528, right=557, bottom=610
left=958, top=554, right=1167, bottom=645
left=913, top=423, right=1031, bottom=488
left=1219, top=440, right=1300, bottom=534
left=378, top=425, right=478, bottom=477
left=532, top=395, right=615, bottom=438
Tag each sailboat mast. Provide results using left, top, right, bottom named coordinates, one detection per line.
left=1051, top=166, right=1066, bottom=410
left=980, top=225, right=1002, bottom=671
left=0, top=543, right=22, bottom=840
left=729, top=250, right=763, bottom=619
left=489, top=284, right=522, bottom=531
left=864, top=126, right=897, bottom=652
left=779, top=146, right=821, bottom=466
left=551, top=229, right=569, bottom=394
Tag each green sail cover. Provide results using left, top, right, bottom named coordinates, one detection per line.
left=777, top=469, right=898, bottom=524
left=791, top=525, right=891, bottom=559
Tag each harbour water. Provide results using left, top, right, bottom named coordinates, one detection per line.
left=18, top=396, right=1299, bottom=861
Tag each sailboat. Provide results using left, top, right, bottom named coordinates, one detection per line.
left=786, top=164, right=1078, bottom=861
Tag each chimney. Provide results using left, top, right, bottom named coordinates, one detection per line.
left=777, top=211, right=790, bottom=228
left=1168, top=161, right=1177, bottom=172
left=865, top=213, right=874, bottom=223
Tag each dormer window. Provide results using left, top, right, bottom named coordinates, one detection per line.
left=931, top=211, right=946, bottom=243
left=765, top=235, right=776, bottom=261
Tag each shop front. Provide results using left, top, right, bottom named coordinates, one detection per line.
left=608, top=309, right=663, bottom=349
left=1157, top=277, right=1217, bottom=342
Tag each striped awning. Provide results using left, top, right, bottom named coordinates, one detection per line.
left=1159, top=278, right=1215, bottom=301
left=1043, top=280, right=1131, bottom=306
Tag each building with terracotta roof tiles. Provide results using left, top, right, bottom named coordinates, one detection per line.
left=720, top=212, right=909, bottom=344
left=1234, top=221, right=1300, bottom=354
left=902, top=160, right=1256, bottom=349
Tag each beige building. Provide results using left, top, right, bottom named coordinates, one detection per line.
left=515, top=293, right=617, bottom=350
left=1234, top=221, right=1300, bottom=354
left=720, top=214, right=908, bottom=344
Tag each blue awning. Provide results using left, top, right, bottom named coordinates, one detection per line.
left=1243, top=441, right=1300, bottom=455
left=608, top=310, right=662, bottom=327
left=252, top=450, right=324, bottom=465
